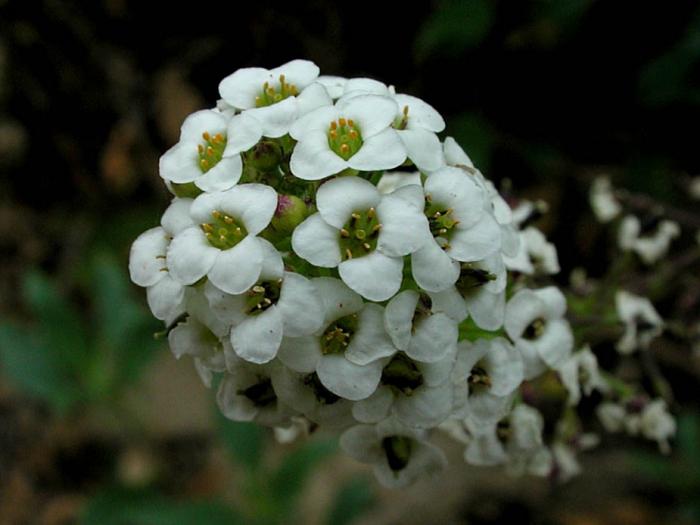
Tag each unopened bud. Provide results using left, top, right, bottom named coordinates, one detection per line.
left=249, top=140, right=283, bottom=171
left=270, top=194, right=308, bottom=235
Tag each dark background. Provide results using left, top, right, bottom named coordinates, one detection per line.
left=1, top=1, right=699, bottom=524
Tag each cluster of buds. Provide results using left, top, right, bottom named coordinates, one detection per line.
left=129, top=60, right=670, bottom=488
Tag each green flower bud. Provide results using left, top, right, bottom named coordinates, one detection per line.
left=248, top=140, right=283, bottom=171
left=270, top=194, right=308, bottom=235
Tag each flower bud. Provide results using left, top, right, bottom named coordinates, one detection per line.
left=248, top=140, right=283, bottom=171
left=270, top=194, right=307, bottom=235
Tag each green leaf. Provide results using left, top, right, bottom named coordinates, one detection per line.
left=22, top=270, right=90, bottom=372
left=217, top=411, right=266, bottom=472
left=0, top=324, right=82, bottom=413
left=270, top=438, right=337, bottom=510
left=415, top=0, right=495, bottom=61
left=325, top=476, right=375, bottom=525
left=81, top=489, right=243, bottom=525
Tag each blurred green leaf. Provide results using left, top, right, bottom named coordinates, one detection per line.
left=82, top=489, right=243, bottom=525
left=22, top=269, right=90, bottom=372
left=0, top=324, right=82, bottom=413
left=217, top=412, right=265, bottom=472
left=325, top=476, right=375, bottom=525
left=270, top=438, right=337, bottom=510
left=447, top=114, right=495, bottom=172
left=415, top=0, right=494, bottom=61
left=89, top=252, right=161, bottom=391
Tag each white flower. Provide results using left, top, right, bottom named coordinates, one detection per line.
left=203, top=242, right=324, bottom=364
left=452, top=338, right=524, bottom=425
left=292, top=177, right=428, bottom=301
left=340, top=418, right=447, bottom=488
left=289, top=95, right=406, bottom=180
left=639, top=399, right=676, bottom=454
left=218, top=59, right=325, bottom=138
left=129, top=198, right=193, bottom=321
left=690, top=176, right=700, bottom=200
left=596, top=401, right=627, bottom=433
left=391, top=93, right=445, bottom=172
left=556, top=345, right=607, bottom=406
left=505, top=287, right=574, bottom=380
left=411, top=167, right=502, bottom=292
left=590, top=177, right=621, bottom=223
left=160, top=110, right=263, bottom=193
left=615, top=290, right=663, bottom=354
left=428, top=254, right=507, bottom=330
left=376, top=170, right=422, bottom=195
left=551, top=442, right=581, bottom=482
left=352, top=349, right=456, bottom=429
left=166, top=184, right=277, bottom=295
left=167, top=290, right=229, bottom=364
left=277, top=277, right=396, bottom=401
left=618, top=215, right=680, bottom=264
left=383, top=290, right=459, bottom=363
left=217, top=358, right=293, bottom=427
left=503, top=227, right=560, bottom=276
left=271, top=366, right=355, bottom=430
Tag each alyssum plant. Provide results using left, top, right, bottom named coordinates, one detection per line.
left=129, top=60, right=677, bottom=487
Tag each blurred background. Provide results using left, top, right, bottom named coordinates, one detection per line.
left=1, top=0, right=700, bottom=523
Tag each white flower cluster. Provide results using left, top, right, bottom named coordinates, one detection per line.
left=130, top=60, right=594, bottom=488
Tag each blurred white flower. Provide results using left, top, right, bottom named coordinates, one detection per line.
left=615, top=290, right=663, bottom=354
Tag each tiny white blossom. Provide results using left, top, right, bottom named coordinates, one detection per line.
left=596, top=401, right=627, bottom=433
left=129, top=198, right=193, bottom=321
left=167, top=184, right=277, bottom=295
left=160, top=110, right=263, bottom=193
left=289, top=94, right=406, bottom=180
left=556, top=345, right=607, bottom=406
left=340, top=418, right=447, bottom=488
left=505, top=287, right=574, bottom=379
left=589, top=176, right=621, bottom=222
left=639, top=399, right=676, bottom=454
left=218, top=59, right=326, bottom=138
left=615, top=290, right=663, bottom=354
left=292, top=177, right=428, bottom=301
left=503, top=226, right=560, bottom=276
left=618, top=215, right=680, bottom=264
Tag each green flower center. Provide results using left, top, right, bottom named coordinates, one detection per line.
left=320, top=314, right=359, bottom=355
left=339, top=208, right=382, bottom=261
left=255, top=75, right=299, bottom=107
left=303, top=373, right=341, bottom=405
left=328, top=117, right=363, bottom=160
left=197, top=132, right=227, bottom=173
left=425, top=194, right=460, bottom=249
left=238, top=377, right=276, bottom=407
left=523, top=318, right=546, bottom=340
left=245, top=279, right=282, bottom=315
left=381, top=353, right=424, bottom=396
left=200, top=210, right=248, bottom=250
left=382, top=435, right=412, bottom=472
left=455, top=263, right=497, bottom=295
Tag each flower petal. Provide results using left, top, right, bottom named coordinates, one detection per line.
left=167, top=226, right=219, bottom=285
left=129, top=227, right=168, bottom=287
left=384, top=290, right=419, bottom=351
left=223, top=112, right=264, bottom=155
left=411, top=241, right=460, bottom=292
left=219, top=67, right=270, bottom=109
left=146, top=275, right=184, bottom=321
left=194, top=155, right=242, bottom=192
left=291, top=213, right=342, bottom=268
left=246, top=97, right=298, bottom=138
left=161, top=198, right=194, bottom=235
left=207, top=236, right=263, bottom=294
left=316, top=176, right=381, bottom=229
left=465, top=288, right=505, bottom=331
left=447, top=213, right=501, bottom=262
left=219, top=183, right=278, bottom=235
left=347, top=128, right=406, bottom=172
left=393, top=382, right=453, bottom=428
left=394, top=94, right=445, bottom=132
left=296, top=82, right=333, bottom=116
left=231, top=306, right=284, bottom=364
left=258, top=238, right=284, bottom=280
left=338, top=94, right=397, bottom=138
left=338, top=251, right=403, bottom=302
left=352, top=386, right=393, bottom=423
left=277, top=336, right=322, bottom=373
left=289, top=131, right=347, bottom=180
left=376, top=187, right=430, bottom=257
left=317, top=354, right=383, bottom=401
left=397, top=128, right=443, bottom=172
left=277, top=272, right=325, bottom=337
left=407, top=312, right=458, bottom=363
left=312, top=277, right=364, bottom=325
left=428, top=287, right=468, bottom=322
left=425, top=167, right=484, bottom=228
left=346, top=303, right=397, bottom=365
